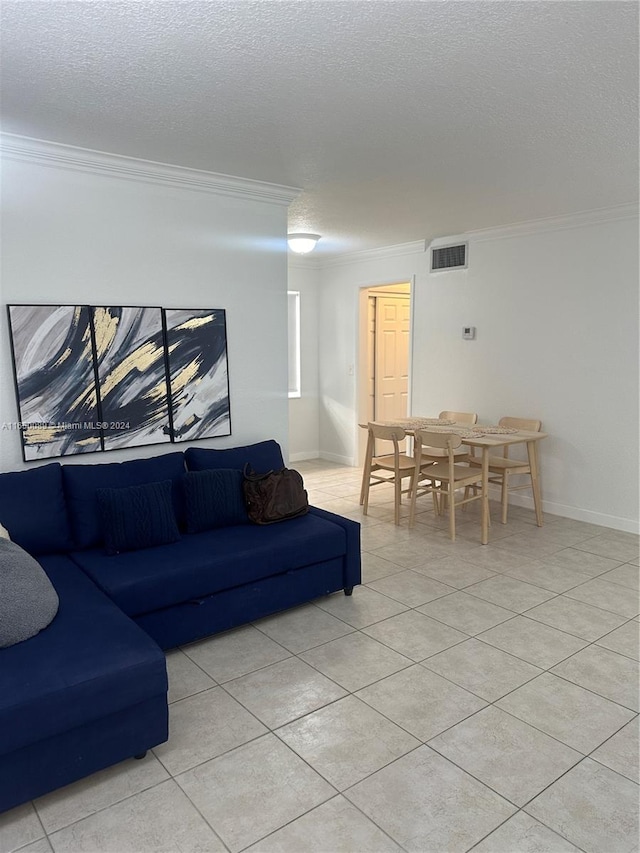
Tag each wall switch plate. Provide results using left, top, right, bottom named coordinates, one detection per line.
left=462, top=326, right=476, bottom=340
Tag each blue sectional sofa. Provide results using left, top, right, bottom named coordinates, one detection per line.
left=0, top=440, right=361, bottom=813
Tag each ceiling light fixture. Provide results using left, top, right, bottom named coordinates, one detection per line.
left=288, top=233, right=321, bottom=254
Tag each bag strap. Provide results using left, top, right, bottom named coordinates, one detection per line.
left=243, top=463, right=275, bottom=481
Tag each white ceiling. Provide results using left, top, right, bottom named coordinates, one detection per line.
left=1, top=1, right=638, bottom=256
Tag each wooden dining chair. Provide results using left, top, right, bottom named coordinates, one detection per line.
left=409, top=429, right=485, bottom=540
left=419, top=411, right=478, bottom=465
left=360, top=422, right=416, bottom=525
left=468, top=416, right=542, bottom=524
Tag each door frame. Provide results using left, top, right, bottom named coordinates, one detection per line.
left=356, top=278, right=415, bottom=466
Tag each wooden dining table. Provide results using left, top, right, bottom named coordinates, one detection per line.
left=369, top=418, right=548, bottom=545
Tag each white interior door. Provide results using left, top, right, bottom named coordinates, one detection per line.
left=374, top=294, right=410, bottom=453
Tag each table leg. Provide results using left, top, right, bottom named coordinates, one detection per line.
left=527, top=440, right=543, bottom=527
left=481, top=447, right=489, bottom=544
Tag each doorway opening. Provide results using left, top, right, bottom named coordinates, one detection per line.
left=357, top=281, right=412, bottom=465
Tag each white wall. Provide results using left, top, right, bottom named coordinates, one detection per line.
left=317, top=211, right=639, bottom=532
left=318, top=244, right=427, bottom=465
left=0, top=141, right=294, bottom=472
left=287, top=260, right=321, bottom=461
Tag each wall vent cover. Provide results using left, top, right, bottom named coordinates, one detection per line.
left=431, top=243, right=467, bottom=271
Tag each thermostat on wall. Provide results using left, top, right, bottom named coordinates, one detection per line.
left=462, top=326, right=476, bottom=340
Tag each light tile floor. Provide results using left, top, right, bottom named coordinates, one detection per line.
left=2, top=460, right=639, bottom=853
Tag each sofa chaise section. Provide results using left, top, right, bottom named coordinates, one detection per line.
left=0, top=554, right=168, bottom=813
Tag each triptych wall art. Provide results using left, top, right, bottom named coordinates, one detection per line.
left=7, top=304, right=231, bottom=461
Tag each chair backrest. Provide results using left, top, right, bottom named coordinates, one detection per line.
left=414, top=430, right=462, bottom=451
left=439, top=410, right=478, bottom=425
left=499, top=416, right=542, bottom=432
left=368, top=422, right=407, bottom=442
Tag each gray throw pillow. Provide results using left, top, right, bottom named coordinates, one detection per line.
left=0, top=539, right=59, bottom=648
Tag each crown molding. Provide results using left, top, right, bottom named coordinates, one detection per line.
left=0, top=134, right=301, bottom=205
left=288, top=257, right=323, bottom=272
left=320, top=239, right=427, bottom=269
left=461, top=203, right=639, bottom=244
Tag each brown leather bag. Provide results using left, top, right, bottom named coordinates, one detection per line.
left=242, top=464, right=309, bottom=524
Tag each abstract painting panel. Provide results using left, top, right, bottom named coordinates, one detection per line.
left=164, top=308, right=231, bottom=442
left=91, top=306, right=172, bottom=451
left=7, top=305, right=102, bottom=461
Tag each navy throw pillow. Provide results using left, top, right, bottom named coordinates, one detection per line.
left=183, top=469, right=249, bottom=533
left=96, top=480, right=181, bottom=556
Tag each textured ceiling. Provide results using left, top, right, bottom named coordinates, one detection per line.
left=1, top=0, right=638, bottom=256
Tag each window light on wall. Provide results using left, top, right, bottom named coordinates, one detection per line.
left=287, top=291, right=301, bottom=398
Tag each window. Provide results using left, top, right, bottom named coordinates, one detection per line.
left=287, top=291, right=301, bottom=398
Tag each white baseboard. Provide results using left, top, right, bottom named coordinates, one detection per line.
left=288, top=451, right=320, bottom=462
left=492, top=488, right=640, bottom=535
left=319, top=451, right=356, bottom=466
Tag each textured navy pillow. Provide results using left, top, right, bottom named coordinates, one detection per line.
left=96, top=480, right=181, bottom=556
left=183, top=469, right=249, bottom=533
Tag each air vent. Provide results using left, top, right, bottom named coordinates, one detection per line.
left=431, top=243, right=467, bottom=271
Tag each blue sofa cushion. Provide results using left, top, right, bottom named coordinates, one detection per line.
left=185, top=440, right=284, bottom=475
left=97, top=481, right=181, bottom=555
left=0, top=555, right=167, bottom=756
left=0, top=463, right=72, bottom=556
left=70, top=513, right=347, bottom=617
left=63, top=452, right=186, bottom=550
left=183, top=469, right=248, bottom=533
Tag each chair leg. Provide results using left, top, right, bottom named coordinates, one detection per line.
left=501, top=472, right=509, bottom=524
left=362, top=473, right=371, bottom=516
left=448, top=484, right=456, bottom=541
left=394, top=475, right=402, bottom=526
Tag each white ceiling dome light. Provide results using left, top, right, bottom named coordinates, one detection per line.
left=288, top=233, right=321, bottom=255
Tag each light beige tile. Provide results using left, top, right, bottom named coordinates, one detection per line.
left=472, top=811, right=581, bottom=852
left=18, top=841, right=53, bottom=853
left=496, top=673, right=635, bottom=754
left=573, top=533, right=639, bottom=563
left=224, top=657, right=347, bottom=729
left=154, top=687, right=267, bottom=774
left=591, top=716, right=639, bottom=783
left=412, top=555, right=498, bottom=588
left=526, top=595, right=627, bottom=641
left=48, top=779, right=225, bottom=853
left=465, top=575, right=555, bottom=612
left=35, top=754, right=169, bottom=833
left=461, top=547, right=545, bottom=573
left=493, top=534, right=565, bottom=559
left=551, top=645, right=640, bottom=711
left=314, top=586, right=408, bottom=628
left=367, top=570, right=454, bottom=607
left=596, top=620, right=639, bottom=660
left=299, top=631, right=412, bottom=691
left=429, top=706, right=581, bottom=806
left=543, top=548, right=623, bottom=577
left=165, top=648, right=216, bottom=703
left=253, top=603, right=354, bottom=653
left=478, top=616, right=588, bottom=669
left=345, top=746, right=515, bottom=852
left=361, top=552, right=405, bottom=583
left=244, top=795, right=404, bottom=852
left=363, top=610, right=467, bottom=662
left=422, top=638, right=542, bottom=702
left=0, top=803, right=44, bottom=853
left=356, top=664, right=486, bottom=741
left=417, top=591, right=515, bottom=635
left=525, top=758, right=640, bottom=853
left=176, top=735, right=334, bottom=853
left=564, top=577, right=640, bottom=618
left=276, top=695, right=420, bottom=790
left=182, top=624, right=291, bottom=682
left=370, top=538, right=453, bottom=567
left=505, top=561, right=593, bottom=593
left=599, top=563, right=640, bottom=591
